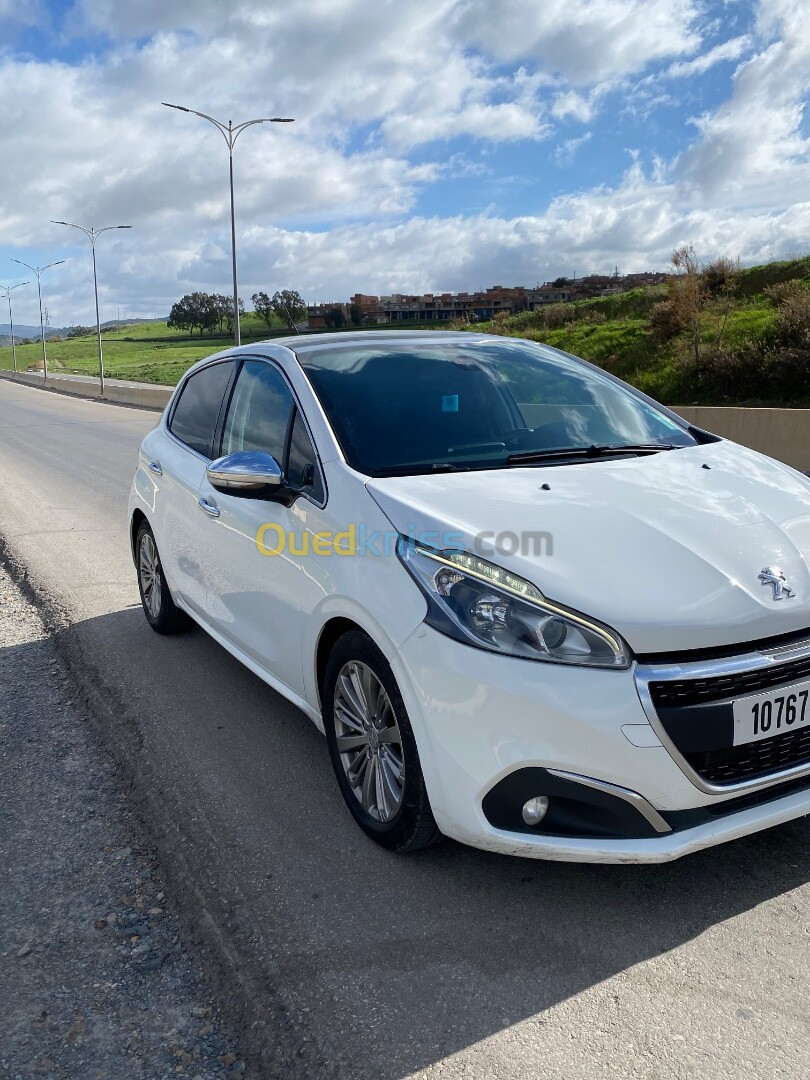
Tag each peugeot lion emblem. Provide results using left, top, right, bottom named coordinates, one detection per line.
left=758, top=566, right=796, bottom=601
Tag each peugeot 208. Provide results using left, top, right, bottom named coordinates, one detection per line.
left=129, top=332, right=810, bottom=862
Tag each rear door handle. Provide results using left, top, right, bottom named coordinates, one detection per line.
left=198, top=496, right=220, bottom=518
left=148, top=460, right=162, bottom=475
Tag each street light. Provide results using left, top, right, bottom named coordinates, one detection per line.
left=0, top=281, right=28, bottom=373
left=162, top=101, right=294, bottom=346
left=10, top=259, right=66, bottom=382
left=52, top=221, right=133, bottom=396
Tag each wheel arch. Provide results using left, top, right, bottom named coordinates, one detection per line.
left=315, top=617, right=366, bottom=710
left=130, top=508, right=148, bottom=564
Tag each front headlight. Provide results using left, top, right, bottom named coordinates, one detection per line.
left=397, top=538, right=630, bottom=669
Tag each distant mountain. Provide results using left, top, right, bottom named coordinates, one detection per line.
left=0, top=317, right=167, bottom=342
left=0, top=324, right=68, bottom=339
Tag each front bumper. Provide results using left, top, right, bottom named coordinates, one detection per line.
left=392, top=625, right=810, bottom=863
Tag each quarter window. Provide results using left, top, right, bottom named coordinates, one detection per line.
left=287, top=410, right=325, bottom=503
left=169, top=361, right=233, bottom=458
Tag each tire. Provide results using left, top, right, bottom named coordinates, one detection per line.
left=135, top=520, right=190, bottom=635
left=323, top=630, right=441, bottom=852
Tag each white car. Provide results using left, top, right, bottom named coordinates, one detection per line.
left=129, top=331, right=810, bottom=863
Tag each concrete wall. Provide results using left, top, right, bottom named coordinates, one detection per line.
left=671, top=406, right=810, bottom=471
left=0, top=369, right=172, bottom=411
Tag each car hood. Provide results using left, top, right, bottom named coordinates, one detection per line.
left=366, top=441, right=810, bottom=655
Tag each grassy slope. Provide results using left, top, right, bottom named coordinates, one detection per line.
left=469, top=259, right=810, bottom=406
left=0, top=314, right=283, bottom=384
left=0, top=313, right=449, bottom=385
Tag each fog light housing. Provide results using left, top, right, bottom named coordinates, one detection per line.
left=521, top=796, right=550, bottom=826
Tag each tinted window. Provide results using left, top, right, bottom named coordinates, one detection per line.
left=170, top=361, right=233, bottom=457
left=300, top=340, right=697, bottom=475
left=222, top=360, right=294, bottom=460
left=287, top=410, right=325, bottom=503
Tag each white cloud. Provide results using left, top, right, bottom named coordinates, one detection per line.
left=554, top=132, right=592, bottom=166
left=677, top=4, right=810, bottom=207
left=667, top=34, right=752, bottom=77
left=458, top=0, right=703, bottom=84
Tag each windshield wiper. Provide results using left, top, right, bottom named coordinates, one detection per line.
left=371, top=462, right=469, bottom=477
left=507, top=443, right=676, bottom=466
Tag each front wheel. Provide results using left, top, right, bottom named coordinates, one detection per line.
left=323, top=631, right=441, bottom=852
left=135, top=521, right=190, bottom=635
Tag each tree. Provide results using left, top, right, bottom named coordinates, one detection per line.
left=271, top=289, right=306, bottom=328
left=225, top=298, right=245, bottom=336
left=349, top=303, right=363, bottom=326
left=68, top=325, right=93, bottom=338
left=251, top=291, right=274, bottom=330
left=167, top=292, right=220, bottom=336
left=324, top=306, right=346, bottom=328
left=167, top=294, right=198, bottom=335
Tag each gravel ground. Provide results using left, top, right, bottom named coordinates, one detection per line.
left=0, top=565, right=246, bottom=1079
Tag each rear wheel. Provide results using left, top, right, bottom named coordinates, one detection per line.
left=136, top=521, right=190, bottom=635
left=323, top=630, right=441, bottom=852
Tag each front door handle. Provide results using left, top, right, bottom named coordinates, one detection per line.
left=148, top=460, right=162, bottom=475
left=198, top=496, right=220, bottom=518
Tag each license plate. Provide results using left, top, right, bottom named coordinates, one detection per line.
left=732, top=680, right=810, bottom=745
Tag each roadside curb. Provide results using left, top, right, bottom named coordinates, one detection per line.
left=0, top=368, right=172, bottom=411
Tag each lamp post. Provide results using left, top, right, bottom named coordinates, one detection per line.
left=10, top=259, right=65, bottom=382
left=162, top=102, right=294, bottom=346
left=0, top=281, right=28, bottom=373
left=52, top=221, right=132, bottom=396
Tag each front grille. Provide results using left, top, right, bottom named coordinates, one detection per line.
left=686, top=726, right=810, bottom=784
left=650, top=653, right=810, bottom=708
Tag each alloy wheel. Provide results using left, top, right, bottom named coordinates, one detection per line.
left=333, top=660, right=405, bottom=822
left=139, top=532, right=163, bottom=620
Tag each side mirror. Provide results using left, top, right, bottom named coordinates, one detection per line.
left=207, top=451, right=284, bottom=495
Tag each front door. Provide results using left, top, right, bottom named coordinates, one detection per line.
left=198, top=358, right=326, bottom=698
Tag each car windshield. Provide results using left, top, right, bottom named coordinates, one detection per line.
left=298, top=337, right=698, bottom=476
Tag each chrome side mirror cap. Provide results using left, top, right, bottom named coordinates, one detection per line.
left=206, top=450, right=284, bottom=493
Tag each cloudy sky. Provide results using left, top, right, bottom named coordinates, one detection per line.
left=1, top=0, right=808, bottom=326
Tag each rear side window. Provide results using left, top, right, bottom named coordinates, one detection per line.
left=169, top=361, right=233, bottom=457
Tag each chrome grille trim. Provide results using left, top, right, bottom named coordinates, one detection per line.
left=635, top=634, right=810, bottom=796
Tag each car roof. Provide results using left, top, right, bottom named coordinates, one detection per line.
left=274, top=329, right=497, bottom=357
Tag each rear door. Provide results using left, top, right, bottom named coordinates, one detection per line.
left=154, top=359, right=234, bottom=616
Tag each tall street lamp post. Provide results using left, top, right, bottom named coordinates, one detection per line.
left=0, top=281, right=28, bottom=373
left=52, top=221, right=132, bottom=397
left=162, top=102, right=294, bottom=347
left=10, top=259, right=65, bottom=382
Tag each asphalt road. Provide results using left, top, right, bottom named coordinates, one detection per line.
left=0, top=378, right=808, bottom=1079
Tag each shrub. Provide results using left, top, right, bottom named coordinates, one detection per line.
left=765, top=281, right=810, bottom=348
left=648, top=299, right=685, bottom=338
left=703, top=256, right=740, bottom=297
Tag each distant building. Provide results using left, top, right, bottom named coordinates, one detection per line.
left=307, top=272, right=670, bottom=328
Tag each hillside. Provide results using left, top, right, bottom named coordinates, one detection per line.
left=461, top=255, right=810, bottom=407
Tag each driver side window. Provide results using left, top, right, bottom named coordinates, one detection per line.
left=222, top=360, right=294, bottom=461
